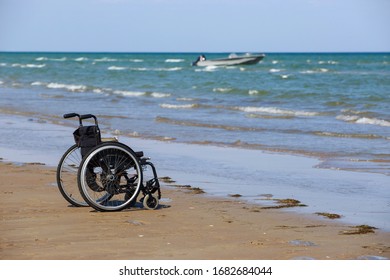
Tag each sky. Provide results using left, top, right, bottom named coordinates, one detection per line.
left=0, top=0, right=389, bottom=52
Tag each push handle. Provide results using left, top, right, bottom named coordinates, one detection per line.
left=80, top=114, right=98, bottom=126
left=63, top=113, right=82, bottom=125
left=63, top=113, right=80, bottom=119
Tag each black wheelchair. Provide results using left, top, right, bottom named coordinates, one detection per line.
left=56, top=113, right=161, bottom=211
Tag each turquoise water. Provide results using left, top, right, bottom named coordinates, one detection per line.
left=1, top=52, right=389, bottom=175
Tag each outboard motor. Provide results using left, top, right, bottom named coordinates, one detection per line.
left=192, top=55, right=206, bottom=66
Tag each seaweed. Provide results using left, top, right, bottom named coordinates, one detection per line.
left=340, top=225, right=377, bottom=235
left=229, top=194, right=242, bottom=198
left=172, top=184, right=205, bottom=194
left=261, top=198, right=307, bottom=209
left=159, top=176, right=176, bottom=183
left=315, top=212, right=341, bottom=219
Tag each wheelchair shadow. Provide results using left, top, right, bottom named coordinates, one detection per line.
left=67, top=201, right=171, bottom=212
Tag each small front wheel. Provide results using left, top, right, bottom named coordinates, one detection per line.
left=143, top=194, right=159, bottom=210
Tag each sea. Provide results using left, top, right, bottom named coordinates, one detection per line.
left=0, top=52, right=389, bottom=229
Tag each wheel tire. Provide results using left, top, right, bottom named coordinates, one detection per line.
left=56, top=144, right=87, bottom=207
left=143, top=194, right=159, bottom=210
left=78, top=142, right=142, bottom=212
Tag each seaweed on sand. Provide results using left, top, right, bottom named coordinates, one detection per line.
left=315, top=212, right=341, bottom=219
left=261, top=198, right=307, bottom=209
left=340, top=225, right=378, bottom=235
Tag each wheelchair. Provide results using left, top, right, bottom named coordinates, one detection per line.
left=56, top=113, right=161, bottom=211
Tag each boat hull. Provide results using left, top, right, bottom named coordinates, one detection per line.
left=193, top=54, right=265, bottom=67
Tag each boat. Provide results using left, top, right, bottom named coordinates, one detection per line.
left=192, top=53, right=265, bottom=67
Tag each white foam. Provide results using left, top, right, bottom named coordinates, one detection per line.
left=151, top=92, right=171, bottom=98
left=129, top=67, right=148, bottom=71
left=31, top=81, right=45, bottom=86
left=176, top=97, right=195, bottom=101
left=129, top=59, right=143, bottom=62
left=160, top=103, right=197, bottom=109
left=195, top=66, right=218, bottom=72
left=234, top=106, right=319, bottom=116
left=46, top=83, right=87, bottom=92
left=300, top=68, right=329, bottom=74
left=51, top=57, right=67, bottom=61
left=213, top=88, right=232, bottom=93
left=108, top=66, right=127, bottom=70
left=113, top=90, right=145, bottom=97
left=35, top=57, right=48, bottom=61
left=165, top=59, right=184, bottom=63
left=74, top=57, right=88, bottom=61
left=248, top=90, right=259, bottom=95
left=12, top=63, right=46, bottom=68
left=318, top=60, right=338, bottom=65
left=337, top=115, right=390, bottom=127
left=269, top=68, right=282, bottom=73
left=155, top=67, right=182, bottom=71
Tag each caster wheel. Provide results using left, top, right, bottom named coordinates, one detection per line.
left=143, top=194, right=159, bottom=210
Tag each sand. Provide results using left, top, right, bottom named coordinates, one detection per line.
left=0, top=161, right=389, bottom=260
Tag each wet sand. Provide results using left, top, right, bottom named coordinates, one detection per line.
left=1, top=162, right=389, bottom=260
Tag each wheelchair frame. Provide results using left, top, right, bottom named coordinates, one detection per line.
left=56, top=113, right=161, bottom=211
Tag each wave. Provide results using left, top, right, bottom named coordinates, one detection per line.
left=213, top=88, right=233, bottom=93
left=36, top=57, right=66, bottom=61
left=150, top=92, right=171, bottom=98
left=128, top=67, right=182, bottom=72
left=195, top=66, right=218, bottom=72
left=300, top=68, right=329, bottom=74
left=94, top=57, right=118, bottom=62
left=74, top=57, right=88, bottom=61
left=318, top=60, right=339, bottom=65
left=12, top=63, right=46, bottom=68
left=159, top=103, right=198, bottom=109
left=108, top=66, right=127, bottom=70
left=47, top=83, right=87, bottom=92
left=155, top=116, right=263, bottom=132
left=129, top=59, right=143, bottom=62
left=154, top=67, right=182, bottom=71
left=29, top=81, right=171, bottom=99
left=31, top=81, right=87, bottom=92
left=113, top=90, right=145, bottom=97
left=165, top=59, right=184, bottom=63
left=246, top=113, right=295, bottom=120
left=38, top=93, right=64, bottom=99
left=313, top=131, right=385, bottom=140
left=233, top=106, right=319, bottom=117
left=337, top=115, right=390, bottom=127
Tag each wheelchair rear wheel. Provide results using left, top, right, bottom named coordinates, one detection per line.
left=56, top=144, right=87, bottom=207
left=78, top=142, right=143, bottom=211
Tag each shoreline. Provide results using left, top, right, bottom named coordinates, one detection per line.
left=0, top=111, right=390, bottom=232
left=1, top=161, right=389, bottom=260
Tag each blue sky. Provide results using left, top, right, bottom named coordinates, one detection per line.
left=0, top=0, right=389, bottom=52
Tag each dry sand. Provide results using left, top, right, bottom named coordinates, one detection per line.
left=0, top=162, right=389, bottom=260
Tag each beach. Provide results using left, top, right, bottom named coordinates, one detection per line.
left=1, top=160, right=389, bottom=260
